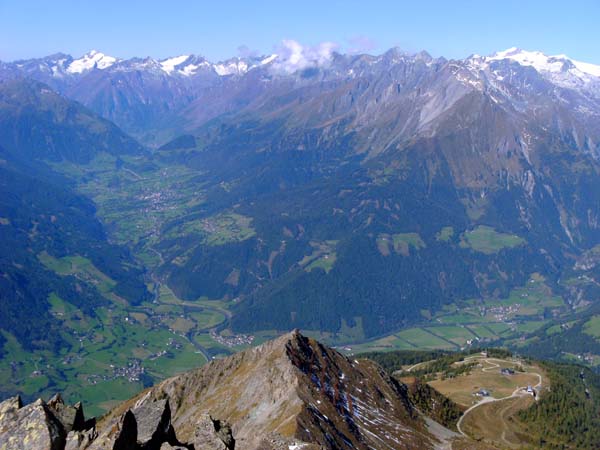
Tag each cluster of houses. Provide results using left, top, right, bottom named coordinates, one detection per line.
left=111, top=359, right=145, bottom=383
left=210, top=330, right=254, bottom=347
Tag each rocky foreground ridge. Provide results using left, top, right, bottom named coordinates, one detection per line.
left=0, top=331, right=439, bottom=449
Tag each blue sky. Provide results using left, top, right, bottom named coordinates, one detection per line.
left=1, top=0, right=599, bottom=64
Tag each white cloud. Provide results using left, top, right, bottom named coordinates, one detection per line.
left=271, top=39, right=338, bottom=74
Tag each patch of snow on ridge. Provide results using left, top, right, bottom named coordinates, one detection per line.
left=160, top=55, right=190, bottom=74
left=214, top=59, right=248, bottom=76
left=67, top=50, right=117, bottom=73
left=180, top=61, right=210, bottom=76
left=260, top=54, right=278, bottom=65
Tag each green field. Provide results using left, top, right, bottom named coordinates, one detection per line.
left=460, top=225, right=525, bottom=254
left=301, top=240, right=338, bottom=273
left=306, top=253, right=337, bottom=273
left=164, top=212, right=256, bottom=246
left=514, top=320, right=548, bottom=334
left=485, top=322, right=514, bottom=336
left=466, top=324, right=500, bottom=339
left=188, top=310, right=227, bottom=330
left=396, top=328, right=456, bottom=350
left=436, top=226, right=454, bottom=242
left=425, top=326, right=476, bottom=346
left=436, top=312, right=484, bottom=324
left=583, top=315, right=600, bottom=339
left=38, top=252, right=116, bottom=293
left=376, top=232, right=425, bottom=256
left=343, top=334, right=418, bottom=354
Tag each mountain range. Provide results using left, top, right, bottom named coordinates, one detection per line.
left=1, top=45, right=600, bottom=415
left=3, top=47, right=599, bottom=148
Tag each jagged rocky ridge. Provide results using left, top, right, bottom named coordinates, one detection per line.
left=0, top=331, right=442, bottom=449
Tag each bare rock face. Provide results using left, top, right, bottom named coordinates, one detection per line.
left=131, top=398, right=177, bottom=448
left=192, top=413, right=235, bottom=450
left=84, top=408, right=136, bottom=450
left=0, top=395, right=22, bottom=415
left=0, top=397, right=65, bottom=450
left=112, top=410, right=138, bottom=450
left=65, top=427, right=98, bottom=450
left=47, top=393, right=86, bottom=433
left=159, top=444, right=187, bottom=450
left=88, top=398, right=184, bottom=450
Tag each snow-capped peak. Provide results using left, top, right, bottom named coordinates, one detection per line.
left=211, top=54, right=277, bottom=76
left=67, top=50, right=117, bottom=74
left=484, top=47, right=600, bottom=78
left=160, top=55, right=190, bottom=74
left=156, top=55, right=213, bottom=76
left=468, top=48, right=600, bottom=95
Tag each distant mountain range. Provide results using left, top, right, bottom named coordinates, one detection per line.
left=1, top=45, right=600, bottom=410
left=2, top=47, right=599, bottom=148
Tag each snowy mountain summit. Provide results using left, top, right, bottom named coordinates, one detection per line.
left=66, top=50, right=118, bottom=73
left=3, top=46, right=600, bottom=150
left=8, top=47, right=600, bottom=91
left=470, top=47, right=600, bottom=93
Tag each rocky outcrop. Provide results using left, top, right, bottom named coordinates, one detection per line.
left=87, top=398, right=184, bottom=450
left=85, top=409, right=136, bottom=450
left=192, top=414, right=235, bottom=450
left=0, top=393, right=97, bottom=450
left=159, top=444, right=187, bottom=450
left=0, top=396, right=66, bottom=450
left=132, top=398, right=178, bottom=449
left=47, top=393, right=87, bottom=433
left=65, top=427, right=98, bottom=450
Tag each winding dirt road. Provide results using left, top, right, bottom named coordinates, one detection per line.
left=455, top=357, right=543, bottom=439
